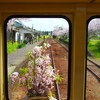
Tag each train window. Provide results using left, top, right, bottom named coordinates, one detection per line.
left=86, top=17, right=100, bottom=100
left=5, top=16, right=71, bottom=100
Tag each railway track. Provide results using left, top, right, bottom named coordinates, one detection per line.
left=50, top=45, right=61, bottom=100
left=87, top=58, right=100, bottom=83
left=54, top=39, right=100, bottom=83
left=48, top=38, right=69, bottom=100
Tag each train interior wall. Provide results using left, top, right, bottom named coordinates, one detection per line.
left=0, top=1, right=100, bottom=100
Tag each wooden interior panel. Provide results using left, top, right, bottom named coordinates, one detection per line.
left=0, top=0, right=91, bottom=3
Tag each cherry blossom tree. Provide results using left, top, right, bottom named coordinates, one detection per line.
left=87, top=18, right=100, bottom=56
left=88, top=18, right=100, bottom=39
left=7, top=18, right=31, bottom=33
left=7, top=18, right=32, bottom=43
left=52, top=26, right=69, bottom=37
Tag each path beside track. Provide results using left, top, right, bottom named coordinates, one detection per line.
left=8, top=40, right=43, bottom=75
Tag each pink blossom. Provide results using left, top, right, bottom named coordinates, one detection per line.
left=38, top=89, right=45, bottom=94
left=25, top=73, right=29, bottom=77
left=43, top=42, right=51, bottom=49
left=10, top=77, right=16, bottom=83
left=28, top=61, right=32, bottom=66
left=52, top=26, right=69, bottom=36
left=32, top=46, right=41, bottom=56
left=43, top=54, right=51, bottom=64
left=33, top=78, right=40, bottom=87
left=36, top=66, right=42, bottom=73
left=12, top=72, right=19, bottom=77
left=10, top=72, right=19, bottom=83
left=21, top=77, right=26, bottom=83
left=45, top=42, right=51, bottom=48
left=35, top=57, right=44, bottom=66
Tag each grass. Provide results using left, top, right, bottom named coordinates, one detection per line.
left=88, top=39, right=100, bottom=59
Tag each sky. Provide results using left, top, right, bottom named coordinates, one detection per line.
left=21, top=18, right=69, bottom=31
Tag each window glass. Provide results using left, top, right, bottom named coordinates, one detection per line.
left=5, top=16, right=71, bottom=100
left=86, top=18, right=100, bottom=100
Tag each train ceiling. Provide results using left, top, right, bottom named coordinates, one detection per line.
left=0, top=0, right=100, bottom=3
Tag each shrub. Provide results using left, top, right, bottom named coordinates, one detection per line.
left=7, top=41, right=19, bottom=54
left=96, top=41, right=100, bottom=51
left=17, top=43, right=26, bottom=49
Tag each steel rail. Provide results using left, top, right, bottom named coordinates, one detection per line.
left=87, top=67, right=100, bottom=83
left=87, top=58, right=100, bottom=69
left=87, top=58, right=100, bottom=83
left=50, top=44, right=61, bottom=100
left=54, top=39, right=68, bottom=52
